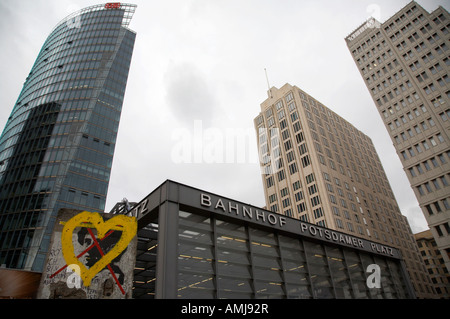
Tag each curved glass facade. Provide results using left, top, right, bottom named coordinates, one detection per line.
left=0, top=3, right=136, bottom=271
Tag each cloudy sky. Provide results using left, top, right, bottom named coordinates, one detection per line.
left=0, top=0, right=448, bottom=233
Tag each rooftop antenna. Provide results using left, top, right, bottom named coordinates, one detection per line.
left=264, top=68, right=273, bottom=99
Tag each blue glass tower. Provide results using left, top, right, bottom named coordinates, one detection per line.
left=0, top=3, right=136, bottom=271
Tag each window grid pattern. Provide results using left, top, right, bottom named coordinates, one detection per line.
left=346, top=2, right=449, bottom=298
left=176, top=210, right=413, bottom=299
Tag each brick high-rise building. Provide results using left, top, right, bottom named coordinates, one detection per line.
left=345, top=1, right=449, bottom=278
left=414, top=229, right=450, bottom=298
left=254, top=83, right=436, bottom=298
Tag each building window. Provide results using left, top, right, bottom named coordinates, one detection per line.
left=417, top=185, right=424, bottom=196
left=277, top=170, right=286, bottom=182
left=301, top=155, right=311, bottom=168
left=314, top=207, right=324, bottom=219
left=330, top=194, right=337, bottom=204
left=311, top=195, right=321, bottom=207
left=297, top=202, right=306, bottom=213
left=294, top=191, right=304, bottom=202
left=432, top=179, right=441, bottom=190
left=266, top=176, right=274, bottom=188
left=440, top=176, right=448, bottom=186
left=435, top=225, right=444, bottom=237
left=284, top=209, right=293, bottom=217
left=336, top=218, right=344, bottom=229
left=282, top=198, right=291, bottom=208
left=269, top=194, right=277, bottom=203
left=332, top=206, right=340, bottom=216
left=430, top=137, right=437, bottom=146
left=306, top=173, right=315, bottom=184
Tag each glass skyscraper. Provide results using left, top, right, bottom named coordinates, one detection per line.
left=0, top=3, right=136, bottom=271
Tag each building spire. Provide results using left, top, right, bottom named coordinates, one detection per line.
left=264, top=68, right=273, bottom=99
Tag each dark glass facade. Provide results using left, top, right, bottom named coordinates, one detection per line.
left=176, top=211, right=412, bottom=299
left=130, top=180, right=416, bottom=299
left=0, top=3, right=136, bottom=271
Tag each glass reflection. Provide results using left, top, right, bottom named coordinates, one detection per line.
left=174, top=209, right=412, bottom=299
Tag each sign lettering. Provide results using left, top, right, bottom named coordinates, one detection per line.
left=200, top=193, right=287, bottom=228
left=105, top=3, right=121, bottom=9
left=300, top=222, right=365, bottom=249
left=299, top=221, right=395, bottom=257
left=199, top=193, right=397, bottom=258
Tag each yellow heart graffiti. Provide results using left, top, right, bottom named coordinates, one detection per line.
left=61, top=211, right=137, bottom=287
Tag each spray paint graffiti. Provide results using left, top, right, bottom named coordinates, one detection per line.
left=60, top=211, right=137, bottom=288
left=37, top=209, right=137, bottom=299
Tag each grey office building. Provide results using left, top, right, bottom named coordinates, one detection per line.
left=345, top=1, right=450, bottom=283
left=0, top=3, right=136, bottom=271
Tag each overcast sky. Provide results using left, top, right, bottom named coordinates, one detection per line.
left=1, top=0, right=448, bottom=233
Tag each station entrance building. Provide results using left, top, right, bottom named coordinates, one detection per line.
left=130, top=180, right=415, bottom=299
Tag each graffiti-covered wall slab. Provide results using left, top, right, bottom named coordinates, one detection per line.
left=37, top=209, right=137, bottom=299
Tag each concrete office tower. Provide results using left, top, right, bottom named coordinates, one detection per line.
left=0, top=3, right=136, bottom=271
left=254, top=83, right=436, bottom=298
left=414, top=229, right=450, bottom=298
left=345, top=1, right=449, bottom=278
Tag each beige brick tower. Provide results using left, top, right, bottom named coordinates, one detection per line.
left=254, top=83, right=436, bottom=298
